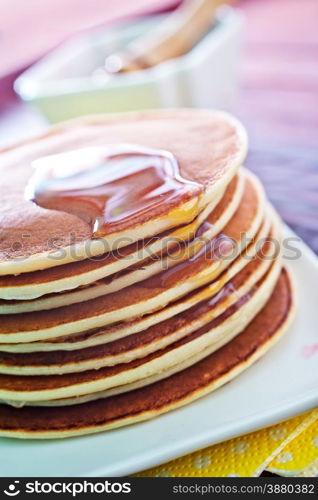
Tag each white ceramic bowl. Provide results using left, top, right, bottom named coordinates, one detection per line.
left=14, top=7, right=244, bottom=123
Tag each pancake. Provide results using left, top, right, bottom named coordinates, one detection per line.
left=26, top=248, right=283, bottom=408
left=0, top=225, right=279, bottom=376
left=0, top=205, right=274, bottom=355
left=0, top=269, right=294, bottom=438
left=0, top=171, right=265, bottom=344
left=0, top=255, right=282, bottom=404
left=0, top=173, right=243, bottom=301
left=0, top=208, right=273, bottom=353
left=0, top=110, right=247, bottom=275
left=0, top=174, right=244, bottom=312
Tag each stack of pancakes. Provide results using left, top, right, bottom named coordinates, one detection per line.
left=0, top=110, right=294, bottom=439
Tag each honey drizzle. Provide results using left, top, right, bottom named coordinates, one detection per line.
left=25, top=144, right=201, bottom=238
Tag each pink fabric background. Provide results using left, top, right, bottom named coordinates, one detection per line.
left=0, top=0, right=177, bottom=79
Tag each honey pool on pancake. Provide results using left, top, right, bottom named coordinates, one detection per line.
left=25, top=144, right=202, bottom=238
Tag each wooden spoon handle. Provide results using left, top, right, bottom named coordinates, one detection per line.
left=105, top=0, right=230, bottom=73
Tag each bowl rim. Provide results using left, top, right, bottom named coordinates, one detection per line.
left=14, top=6, right=243, bottom=100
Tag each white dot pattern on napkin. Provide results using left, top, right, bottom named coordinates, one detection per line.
left=155, top=469, right=171, bottom=477
left=269, top=427, right=287, bottom=441
left=233, top=441, right=249, bottom=455
left=276, top=451, right=293, bottom=463
left=193, top=455, right=211, bottom=470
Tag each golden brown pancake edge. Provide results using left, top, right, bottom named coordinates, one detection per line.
left=0, top=268, right=293, bottom=438
left=0, top=110, right=247, bottom=274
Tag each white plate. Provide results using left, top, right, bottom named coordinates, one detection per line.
left=1, top=228, right=317, bottom=477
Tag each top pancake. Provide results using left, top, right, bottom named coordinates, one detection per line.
left=0, top=110, right=247, bottom=275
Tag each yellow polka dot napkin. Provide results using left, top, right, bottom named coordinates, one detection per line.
left=136, top=409, right=318, bottom=477
left=267, top=411, right=318, bottom=477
